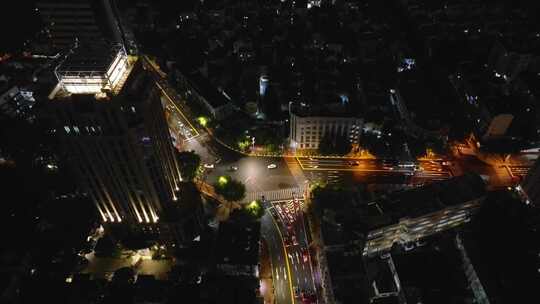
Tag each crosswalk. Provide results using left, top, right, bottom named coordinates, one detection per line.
left=244, top=186, right=307, bottom=203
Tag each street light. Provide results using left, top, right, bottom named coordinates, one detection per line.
left=248, top=200, right=259, bottom=209
left=197, top=116, right=208, bottom=127
left=218, top=176, right=228, bottom=186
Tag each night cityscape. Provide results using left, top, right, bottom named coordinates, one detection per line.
left=1, top=0, right=540, bottom=303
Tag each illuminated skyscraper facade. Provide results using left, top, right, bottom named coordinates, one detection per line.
left=43, top=53, right=186, bottom=240
left=37, top=0, right=124, bottom=51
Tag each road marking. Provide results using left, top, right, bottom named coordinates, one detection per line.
left=154, top=80, right=199, bottom=138
left=270, top=214, right=295, bottom=304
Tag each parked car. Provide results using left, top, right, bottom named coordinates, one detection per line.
left=267, top=164, right=277, bottom=169
left=203, top=163, right=214, bottom=169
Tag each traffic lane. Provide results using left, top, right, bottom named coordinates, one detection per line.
left=262, top=212, right=294, bottom=304
left=157, top=83, right=199, bottom=136
left=302, top=163, right=451, bottom=179
left=287, top=205, right=316, bottom=295
left=269, top=208, right=304, bottom=302
left=144, top=56, right=202, bottom=135
left=270, top=205, right=316, bottom=299
left=287, top=228, right=316, bottom=296
left=262, top=215, right=290, bottom=304
left=418, top=160, right=449, bottom=173
left=307, top=168, right=454, bottom=186
left=299, top=157, right=452, bottom=176
left=298, top=158, right=408, bottom=172
left=297, top=157, right=379, bottom=169
left=204, top=157, right=299, bottom=192
left=288, top=245, right=315, bottom=296
left=163, top=102, right=197, bottom=139
left=262, top=218, right=285, bottom=303
left=180, top=135, right=219, bottom=164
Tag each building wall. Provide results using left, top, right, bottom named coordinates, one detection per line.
left=37, top=0, right=122, bottom=50
left=45, top=67, right=183, bottom=241
left=0, top=86, right=36, bottom=120
left=363, top=198, right=483, bottom=257
left=175, top=71, right=233, bottom=120
left=522, top=157, right=540, bottom=206
left=289, top=112, right=363, bottom=149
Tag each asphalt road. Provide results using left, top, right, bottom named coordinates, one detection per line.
left=262, top=211, right=294, bottom=304
left=295, top=157, right=454, bottom=186
left=204, top=156, right=298, bottom=193
left=262, top=199, right=318, bottom=304
left=145, top=56, right=462, bottom=191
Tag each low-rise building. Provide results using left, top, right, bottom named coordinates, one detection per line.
left=175, top=71, right=233, bottom=120
left=0, top=86, right=36, bottom=121
left=363, top=173, right=486, bottom=257
left=215, top=220, right=260, bottom=278
left=289, top=111, right=363, bottom=150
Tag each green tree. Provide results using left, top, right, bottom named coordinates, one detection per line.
left=177, top=151, right=201, bottom=180
left=334, top=133, right=352, bottom=155
left=213, top=176, right=246, bottom=202
left=318, top=133, right=333, bottom=155
left=245, top=200, right=265, bottom=220
left=318, top=133, right=351, bottom=155
left=213, top=176, right=246, bottom=221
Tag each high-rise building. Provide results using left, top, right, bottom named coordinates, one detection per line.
left=41, top=46, right=191, bottom=243
left=37, top=0, right=124, bottom=51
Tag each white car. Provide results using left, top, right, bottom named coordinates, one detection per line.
left=203, top=163, right=214, bottom=169
left=267, top=164, right=277, bottom=169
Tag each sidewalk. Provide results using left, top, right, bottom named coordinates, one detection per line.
left=260, top=239, right=275, bottom=304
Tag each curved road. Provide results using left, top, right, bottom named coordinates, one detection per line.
left=262, top=199, right=318, bottom=304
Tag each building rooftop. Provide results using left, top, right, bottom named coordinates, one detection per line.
left=216, top=221, right=260, bottom=266
left=369, top=173, right=486, bottom=230
left=51, top=56, right=141, bottom=101
left=186, top=72, right=230, bottom=108
left=56, top=44, right=120, bottom=74
left=392, top=236, right=473, bottom=304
